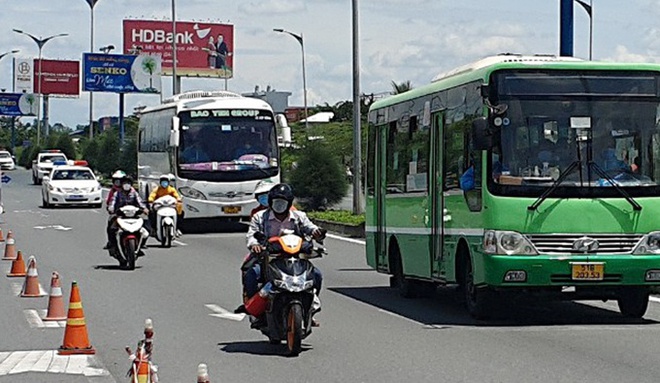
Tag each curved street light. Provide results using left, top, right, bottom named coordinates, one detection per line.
left=273, top=28, right=308, bottom=129
left=85, top=0, right=101, bottom=139
left=12, top=29, right=68, bottom=146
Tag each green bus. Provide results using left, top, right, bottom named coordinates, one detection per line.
left=365, top=54, right=660, bottom=319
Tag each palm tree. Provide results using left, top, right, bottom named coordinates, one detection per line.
left=141, top=56, right=157, bottom=92
left=390, top=80, right=412, bottom=95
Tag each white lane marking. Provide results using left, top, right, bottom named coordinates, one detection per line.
left=377, top=309, right=425, bottom=326
left=23, top=309, right=66, bottom=328
left=33, top=224, right=72, bottom=231
left=0, top=351, right=29, bottom=375
left=0, top=350, right=113, bottom=379
left=326, top=233, right=365, bottom=245
left=205, top=303, right=246, bottom=321
left=649, top=296, right=660, bottom=304
left=10, top=350, right=45, bottom=374
left=173, top=240, right=187, bottom=246
left=11, top=283, right=21, bottom=296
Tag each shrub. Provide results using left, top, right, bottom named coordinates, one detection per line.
left=81, top=139, right=100, bottom=171
left=289, top=142, right=348, bottom=210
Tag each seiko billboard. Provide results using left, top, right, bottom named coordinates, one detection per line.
left=123, top=19, right=234, bottom=79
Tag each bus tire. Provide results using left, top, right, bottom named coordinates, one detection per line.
left=617, top=287, right=649, bottom=318
left=390, top=242, right=417, bottom=299
left=461, top=253, right=493, bottom=320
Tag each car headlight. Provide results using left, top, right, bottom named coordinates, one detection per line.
left=483, top=230, right=538, bottom=255
left=179, top=186, right=207, bottom=200
left=633, top=231, right=660, bottom=254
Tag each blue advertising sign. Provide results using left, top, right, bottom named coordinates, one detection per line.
left=83, top=53, right=161, bottom=94
left=0, top=93, right=38, bottom=117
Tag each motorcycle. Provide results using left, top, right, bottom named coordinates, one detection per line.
left=110, top=205, right=148, bottom=270
left=243, top=229, right=326, bottom=357
left=151, top=195, right=178, bottom=248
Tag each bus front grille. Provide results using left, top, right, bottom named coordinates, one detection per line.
left=526, top=234, right=642, bottom=255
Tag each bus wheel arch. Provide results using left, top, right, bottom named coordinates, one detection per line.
left=388, top=236, right=416, bottom=298
left=456, top=238, right=494, bottom=319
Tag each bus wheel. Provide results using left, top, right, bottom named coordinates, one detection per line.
left=462, top=255, right=493, bottom=320
left=391, top=245, right=417, bottom=299
left=617, top=287, right=649, bottom=318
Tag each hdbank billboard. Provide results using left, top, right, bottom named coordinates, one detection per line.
left=83, top=53, right=161, bottom=94
left=0, top=93, right=38, bottom=116
left=123, top=19, right=233, bottom=79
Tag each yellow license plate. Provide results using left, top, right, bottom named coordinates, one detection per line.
left=222, top=206, right=241, bottom=214
left=571, top=263, right=604, bottom=281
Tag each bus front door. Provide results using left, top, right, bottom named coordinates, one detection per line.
left=430, top=112, right=446, bottom=281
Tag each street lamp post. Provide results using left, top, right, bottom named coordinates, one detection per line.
left=0, top=50, right=20, bottom=154
left=274, top=28, right=309, bottom=130
left=574, top=0, right=593, bottom=60
left=85, top=0, right=101, bottom=139
left=0, top=50, right=19, bottom=75
left=172, top=0, right=180, bottom=95
left=12, top=29, right=68, bottom=146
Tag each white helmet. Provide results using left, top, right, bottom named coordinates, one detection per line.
left=112, top=170, right=127, bottom=180
left=253, top=180, right=275, bottom=196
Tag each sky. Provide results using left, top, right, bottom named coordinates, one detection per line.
left=1, top=0, right=659, bottom=128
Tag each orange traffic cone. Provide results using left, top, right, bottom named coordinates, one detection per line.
left=2, top=231, right=16, bottom=260
left=197, top=363, right=210, bottom=383
left=6, top=250, right=26, bottom=277
left=43, top=272, right=67, bottom=321
left=0, top=228, right=5, bottom=242
left=59, top=281, right=95, bottom=355
left=20, top=256, right=46, bottom=297
left=135, top=358, right=150, bottom=383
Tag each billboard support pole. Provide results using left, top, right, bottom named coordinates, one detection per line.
left=43, top=95, right=49, bottom=138
left=171, top=0, right=179, bottom=95
left=119, top=93, right=125, bottom=145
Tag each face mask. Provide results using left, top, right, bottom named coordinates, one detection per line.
left=257, top=194, right=269, bottom=207
left=271, top=198, right=289, bottom=214
left=160, top=181, right=169, bottom=188
left=122, top=183, right=131, bottom=191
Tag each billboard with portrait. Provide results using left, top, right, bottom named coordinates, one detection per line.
left=34, top=59, right=80, bottom=97
left=83, top=53, right=162, bottom=94
left=122, top=19, right=234, bottom=79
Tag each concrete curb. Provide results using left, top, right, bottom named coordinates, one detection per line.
left=311, top=218, right=365, bottom=238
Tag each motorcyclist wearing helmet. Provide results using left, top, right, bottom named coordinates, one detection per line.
left=107, top=175, right=150, bottom=252
left=250, top=180, right=275, bottom=217
left=106, top=170, right=127, bottom=206
left=103, top=170, right=127, bottom=249
left=148, top=174, right=184, bottom=236
left=243, top=183, right=324, bottom=294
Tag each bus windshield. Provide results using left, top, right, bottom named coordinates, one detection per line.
left=489, top=70, right=660, bottom=197
left=177, top=110, right=279, bottom=181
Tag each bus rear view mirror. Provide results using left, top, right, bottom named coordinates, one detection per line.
left=170, top=116, right=180, bottom=147
left=275, top=114, right=289, bottom=128
left=471, top=117, right=491, bottom=150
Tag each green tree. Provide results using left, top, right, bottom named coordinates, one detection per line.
left=81, top=139, right=100, bottom=171
left=96, top=132, right=121, bottom=175
left=119, top=139, right=137, bottom=179
left=391, top=80, right=413, bottom=95
left=55, top=134, right=76, bottom=160
left=289, top=142, right=348, bottom=210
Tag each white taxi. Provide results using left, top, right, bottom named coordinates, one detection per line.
left=41, top=161, right=103, bottom=208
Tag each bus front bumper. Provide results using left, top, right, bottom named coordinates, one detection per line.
left=482, top=254, right=660, bottom=288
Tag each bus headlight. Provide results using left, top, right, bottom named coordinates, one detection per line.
left=178, top=187, right=207, bottom=200
left=632, top=231, right=660, bottom=254
left=483, top=230, right=538, bottom=255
